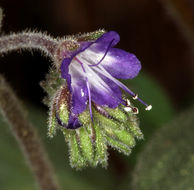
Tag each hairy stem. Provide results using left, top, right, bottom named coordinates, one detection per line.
left=0, top=32, right=59, bottom=58
left=0, top=75, right=60, bottom=190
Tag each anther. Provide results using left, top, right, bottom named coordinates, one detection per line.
left=145, top=105, right=152, bottom=111
left=132, top=107, right=139, bottom=114
left=124, top=100, right=139, bottom=114
left=133, top=94, right=138, bottom=100
left=126, top=99, right=131, bottom=106
left=124, top=107, right=132, bottom=112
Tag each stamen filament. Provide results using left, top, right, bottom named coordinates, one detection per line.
left=86, top=78, right=93, bottom=121
left=92, top=65, right=151, bottom=109
left=89, top=39, right=115, bottom=67
left=74, top=57, right=86, bottom=72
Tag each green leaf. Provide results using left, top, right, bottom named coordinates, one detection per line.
left=131, top=106, right=194, bottom=190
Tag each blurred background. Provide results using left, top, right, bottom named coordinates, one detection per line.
left=0, top=0, right=194, bottom=190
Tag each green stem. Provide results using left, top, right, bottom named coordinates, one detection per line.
left=0, top=75, right=60, bottom=190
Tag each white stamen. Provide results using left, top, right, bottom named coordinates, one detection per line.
left=126, top=99, right=131, bottom=106
left=145, top=105, right=152, bottom=111
left=133, top=94, right=138, bottom=100
left=124, top=107, right=132, bottom=112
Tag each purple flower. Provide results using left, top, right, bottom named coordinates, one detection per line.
left=60, top=31, right=151, bottom=129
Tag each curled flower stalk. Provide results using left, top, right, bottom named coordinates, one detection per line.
left=41, top=30, right=152, bottom=169
left=0, top=31, right=58, bottom=58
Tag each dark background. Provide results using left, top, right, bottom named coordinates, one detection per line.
left=1, top=0, right=194, bottom=109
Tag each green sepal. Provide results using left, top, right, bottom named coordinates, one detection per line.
left=64, top=130, right=86, bottom=169
left=60, top=106, right=141, bottom=169
left=48, top=113, right=57, bottom=138
left=126, top=115, right=143, bottom=139
left=40, top=68, right=64, bottom=106
left=79, top=110, right=108, bottom=167
left=79, top=127, right=94, bottom=165
left=76, top=30, right=105, bottom=42
left=93, top=122, right=108, bottom=167
left=47, top=101, right=57, bottom=138
left=94, top=109, right=123, bottom=130
left=103, top=127, right=134, bottom=155
left=58, top=103, right=69, bottom=124
left=114, top=129, right=136, bottom=148
left=105, top=106, right=128, bottom=123
left=78, top=109, right=91, bottom=126
left=106, top=136, right=131, bottom=155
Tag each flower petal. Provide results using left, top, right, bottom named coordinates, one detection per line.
left=76, top=36, right=141, bottom=79
left=61, top=57, right=72, bottom=90
left=89, top=73, right=123, bottom=108
left=71, top=84, right=88, bottom=114
left=95, top=31, right=120, bottom=48
left=67, top=114, right=82, bottom=129
left=100, top=48, right=141, bottom=79
left=61, top=57, right=89, bottom=115
left=83, top=31, right=120, bottom=55
left=68, top=59, right=89, bottom=114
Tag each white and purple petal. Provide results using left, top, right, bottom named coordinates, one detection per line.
left=94, top=31, right=120, bottom=50
left=68, top=59, right=89, bottom=114
left=74, top=57, right=123, bottom=108
left=89, top=73, right=122, bottom=108
left=61, top=57, right=88, bottom=114
left=77, top=37, right=141, bottom=79
left=99, top=48, right=141, bottom=79
left=61, top=58, right=72, bottom=90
